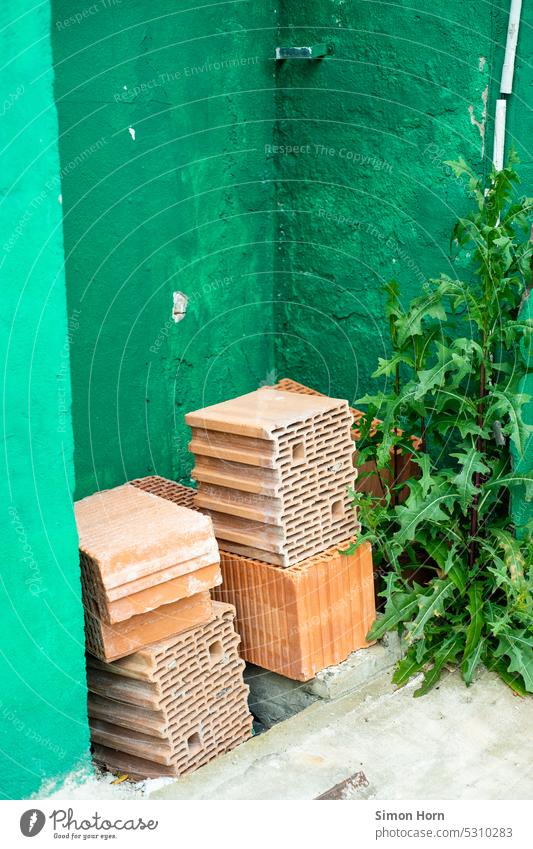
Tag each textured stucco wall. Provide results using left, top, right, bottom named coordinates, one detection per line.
left=51, top=1, right=533, bottom=501
left=0, top=0, right=531, bottom=801
left=52, top=0, right=533, bottom=510
left=273, top=1, right=511, bottom=401
left=51, top=0, right=278, bottom=498
left=0, top=2, right=90, bottom=799
left=272, top=0, right=533, bottom=522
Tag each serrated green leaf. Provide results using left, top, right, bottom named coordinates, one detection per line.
left=433, top=387, right=477, bottom=416
left=412, top=454, right=434, bottom=498
left=491, top=528, right=526, bottom=583
left=493, top=234, right=513, bottom=271
left=494, top=628, right=533, bottom=692
left=414, top=342, right=455, bottom=400
left=392, top=651, right=425, bottom=687
left=373, top=353, right=415, bottom=378
left=483, top=471, right=533, bottom=501
left=488, top=388, right=533, bottom=459
left=461, top=637, right=485, bottom=685
left=451, top=445, right=491, bottom=513
left=396, top=293, right=447, bottom=348
left=422, top=536, right=448, bottom=570
left=461, top=583, right=485, bottom=684
left=433, top=414, right=489, bottom=440
left=435, top=276, right=484, bottom=326
left=366, top=593, right=419, bottom=641
left=487, top=657, right=528, bottom=696
left=394, top=480, right=457, bottom=546
left=504, top=318, right=533, bottom=348
left=406, top=579, right=456, bottom=642
left=443, top=544, right=468, bottom=594
left=414, top=633, right=463, bottom=697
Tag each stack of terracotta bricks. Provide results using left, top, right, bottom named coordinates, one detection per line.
left=133, top=382, right=377, bottom=682
left=186, top=387, right=357, bottom=566
left=275, top=378, right=421, bottom=499
left=75, top=483, right=252, bottom=779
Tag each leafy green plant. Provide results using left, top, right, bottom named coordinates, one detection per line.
left=351, top=154, right=533, bottom=696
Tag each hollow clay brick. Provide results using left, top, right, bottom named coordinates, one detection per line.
left=130, top=476, right=376, bottom=681
left=75, top=483, right=221, bottom=625
left=273, top=378, right=420, bottom=501
left=131, top=475, right=197, bottom=508
left=88, top=602, right=253, bottom=779
left=186, top=388, right=358, bottom=566
left=213, top=542, right=375, bottom=681
left=84, top=591, right=214, bottom=662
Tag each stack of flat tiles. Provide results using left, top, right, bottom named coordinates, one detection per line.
left=273, top=377, right=420, bottom=500
left=75, top=483, right=222, bottom=662
left=89, top=602, right=253, bottom=779
left=185, top=387, right=358, bottom=567
left=131, top=476, right=376, bottom=682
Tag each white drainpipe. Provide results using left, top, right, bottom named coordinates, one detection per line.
left=501, top=0, right=522, bottom=94
left=492, top=0, right=522, bottom=170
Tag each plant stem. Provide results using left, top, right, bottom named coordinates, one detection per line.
left=419, top=416, right=426, bottom=453
left=392, top=362, right=400, bottom=506
left=469, top=356, right=487, bottom=569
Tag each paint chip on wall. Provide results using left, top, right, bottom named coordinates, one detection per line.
left=128, top=127, right=136, bottom=141
left=468, top=85, right=488, bottom=157
left=172, top=291, right=188, bottom=323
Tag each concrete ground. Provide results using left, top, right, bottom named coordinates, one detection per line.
left=152, top=666, right=533, bottom=801
left=42, top=656, right=533, bottom=801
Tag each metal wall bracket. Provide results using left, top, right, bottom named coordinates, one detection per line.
left=275, top=44, right=330, bottom=60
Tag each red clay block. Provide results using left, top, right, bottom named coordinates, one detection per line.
left=274, top=378, right=420, bottom=500
left=75, top=483, right=221, bottom=625
left=130, top=476, right=376, bottom=681
left=84, top=591, right=213, bottom=662
left=75, top=483, right=218, bottom=588
left=130, top=475, right=196, bottom=507
left=88, top=602, right=253, bottom=779
left=101, top=563, right=222, bottom=624
left=186, top=388, right=358, bottom=566
left=213, top=542, right=376, bottom=681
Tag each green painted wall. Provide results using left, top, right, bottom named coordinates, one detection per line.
left=51, top=0, right=278, bottom=498
left=1, top=0, right=532, bottom=800
left=51, top=1, right=533, bottom=502
left=0, top=2, right=90, bottom=799
left=272, top=0, right=533, bottom=524
left=274, top=0, right=498, bottom=401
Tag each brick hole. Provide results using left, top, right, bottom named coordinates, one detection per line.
left=208, top=639, right=224, bottom=665
left=291, top=441, right=305, bottom=463
left=331, top=499, right=344, bottom=521
left=187, top=732, right=203, bottom=756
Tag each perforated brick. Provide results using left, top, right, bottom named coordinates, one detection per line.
left=84, top=591, right=214, bottom=662
left=130, top=477, right=376, bottom=681
left=214, top=542, right=376, bottom=681
left=88, top=602, right=253, bottom=779
left=130, top=475, right=197, bottom=508
left=131, top=476, right=196, bottom=507
left=186, top=388, right=358, bottom=566
left=273, top=378, right=420, bottom=500
left=75, top=483, right=221, bottom=626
